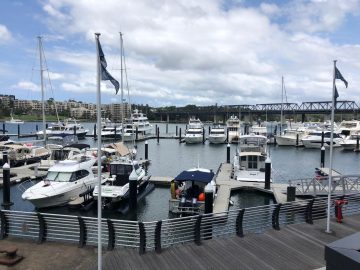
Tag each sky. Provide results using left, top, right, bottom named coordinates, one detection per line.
left=0, top=0, right=359, bottom=107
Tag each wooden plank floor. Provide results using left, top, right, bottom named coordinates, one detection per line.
left=102, top=214, right=360, bottom=270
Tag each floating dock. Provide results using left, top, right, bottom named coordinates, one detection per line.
left=0, top=163, right=46, bottom=187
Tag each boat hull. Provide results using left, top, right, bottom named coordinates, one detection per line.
left=275, top=136, right=302, bottom=146
left=208, top=135, right=226, bottom=144
left=184, top=135, right=203, bottom=144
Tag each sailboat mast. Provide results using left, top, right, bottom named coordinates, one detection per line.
left=120, top=32, right=124, bottom=128
left=38, top=36, right=46, bottom=145
left=280, top=76, right=284, bottom=135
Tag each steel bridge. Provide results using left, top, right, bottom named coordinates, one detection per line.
left=154, top=100, right=360, bottom=122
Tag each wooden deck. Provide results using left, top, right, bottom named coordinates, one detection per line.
left=102, top=214, right=360, bottom=270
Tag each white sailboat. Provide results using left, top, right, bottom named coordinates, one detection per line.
left=5, top=111, right=24, bottom=124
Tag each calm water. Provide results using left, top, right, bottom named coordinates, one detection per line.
left=1, top=121, right=360, bottom=221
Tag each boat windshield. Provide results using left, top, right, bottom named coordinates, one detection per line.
left=46, top=171, right=73, bottom=182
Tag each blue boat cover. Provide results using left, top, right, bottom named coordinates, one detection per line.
left=174, top=170, right=214, bottom=183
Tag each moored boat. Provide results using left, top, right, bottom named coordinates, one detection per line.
left=208, top=125, right=226, bottom=144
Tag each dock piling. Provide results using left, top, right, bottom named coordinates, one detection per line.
left=179, top=128, right=182, bottom=142
left=296, top=133, right=299, bottom=147
left=145, top=140, right=148, bottom=160
left=226, top=144, right=230, bottom=163
left=321, top=131, right=324, bottom=147
left=265, top=157, right=271, bottom=190
left=204, top=184, right=213, bottom=214
left=2, top=162, right=13, bottom=208
left=17, top=124, right=20, bottom=138
left=157, top=127, right=160, bottom=144
left=136, top=127, right=138, bottom=141
left=355, top=137, right=360, bottom=152
left=175, top=126, right=178, bottom=136
left=203, top=128, right=205, bottom=144
left=2, top=123, right=5, bottom=134
left=226, top=129, right=229, bottom=143
left=166, top=124, right=168, bottom=134
left=320, top=146, right=325, bottom=167
left=93, top=124, right=96, bottom=140
left=129, top=177, right=137, bottom=211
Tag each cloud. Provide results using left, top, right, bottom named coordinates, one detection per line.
left=285, top=0, right=360, bottom=33
left=0, top=24, right=12, bottom=44
left=36, top=0, right=360, bottom=106
left=11, top=81, right=40, bottom=92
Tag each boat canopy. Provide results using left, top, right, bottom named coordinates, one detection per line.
left=174, top=169, right=214, bottom=183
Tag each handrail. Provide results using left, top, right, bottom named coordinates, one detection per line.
left=1, top=193, right=360, bottom=253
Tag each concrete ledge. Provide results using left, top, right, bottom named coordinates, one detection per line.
left=325, top=232, right=360, bottom=270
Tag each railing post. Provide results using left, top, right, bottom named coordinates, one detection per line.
left=154, top=220, right=162, bottom=253
left=78, top=216, right=86, bottom=248
left=305, top=199, right=315, bottom=224
left=194, top=215, right=202, bottom=246
left=272, top=204, right=282, bottom=230
left=236, top=209, right=245, bottom=237
left=0, top=210, right=8, bottom=239
left=37, top=212, right=47, bottom=244
left=138, top=222, right=146, bottom=254
left=107, top=219, right=115, bottom=251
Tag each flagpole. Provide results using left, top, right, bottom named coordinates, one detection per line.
left=326, top=60, right=337, bottom=233
left=95, top=33, right=102, bottom=270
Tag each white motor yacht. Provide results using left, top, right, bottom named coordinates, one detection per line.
left=122, top=109, right=152, bottom=141
left=226, top=115, right=241, bottom=143
left=340, top=133, right=360, bottom=151
left=184, top=117, right=204, bottom=144
left=302, top=130, right=344, bottom=148
left=21, top=155, right=101, bottom=208
left=93, top=159, right=150, bottom=209
left=36, top=118, right=89, bottom=139
left=337, top=120, right=360, bottom=136
left=208, top=125, right=226, bottom=144
left=275, top=128, right=308, bottom=146
left=233, top=134, right=270, bottom=183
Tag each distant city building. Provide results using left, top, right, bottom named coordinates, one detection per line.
left=109, top=102, right=131, bottom=122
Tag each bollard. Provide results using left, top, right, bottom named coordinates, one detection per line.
left=202, top=128, right=205, bottom=144
left=176, top=126, right=178, bottom=136
left=296, top=133, right=299, bottom=147
left=2, top=163, right=13, bottom=207
left=129, top=174, right=137, bottom=211
left=321, top=131, right=324, bottom=147
left=17, top=124, right=20, bottom=138
left=179, top=128, right=182, bottom=142
left=136, top=127, right=138, bottom=141
left=320, top=146, right=325, bottom=167
left=145, top=140, right=148, bottom=160
left=264, top=157, right=271, bottom=190
left=287, top=186, right=296, bottom=202
left=226, top=144, right=230, bottom=163
left=93, top=124, right=96, bottom=140
left=157, top=127, right=160, bottom=144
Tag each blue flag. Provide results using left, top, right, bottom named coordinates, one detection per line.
left=335, top=66, right=348, bottom=88
left=334, top=85, right=339, bottom=109
left=97, top=39, right=120, bottom=94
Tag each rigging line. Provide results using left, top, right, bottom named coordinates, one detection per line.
left=122, top=37, right=131, bottom=112
left=29, top=41, right=39, bottom=100
left=41, top=41, right=60, bottom=123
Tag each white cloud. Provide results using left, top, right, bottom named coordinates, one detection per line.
left=0, top=24, right=12, bottom=44
left=37, top=0, right=360, bottom=106
left=11, top=81, right=40, bottom=92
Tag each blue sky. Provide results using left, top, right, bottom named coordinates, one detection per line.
left=0, top=0, right=360, bottom=106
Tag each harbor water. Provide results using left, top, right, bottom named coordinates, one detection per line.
left=1, top=121, right=360, bottom=221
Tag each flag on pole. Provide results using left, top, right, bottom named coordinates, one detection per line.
left=335, top=66, right=348, bottom=88
left=96, top=39, right=120, bottom=94
left=334, top=85, right=339, bottom=108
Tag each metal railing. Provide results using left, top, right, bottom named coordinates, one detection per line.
left=1, top=193, right=360, bottom=254
left=288, top=175, right=360, bottom=195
